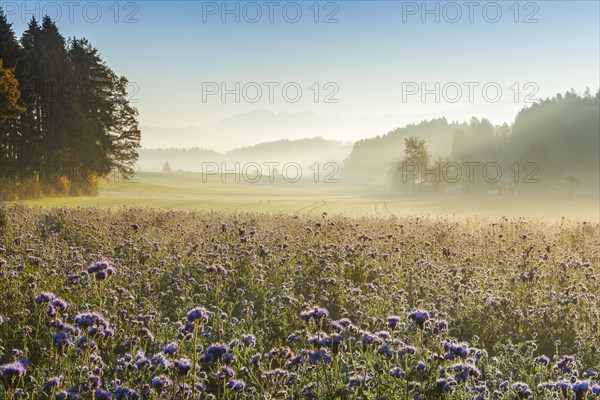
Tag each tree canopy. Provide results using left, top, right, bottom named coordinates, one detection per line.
left=0, top=9, right=141, bottom=199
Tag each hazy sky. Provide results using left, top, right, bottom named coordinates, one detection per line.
left=3, top=0, right=599, bottom=131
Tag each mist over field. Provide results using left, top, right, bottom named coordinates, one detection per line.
left=0, top=1, right=599, bottom=399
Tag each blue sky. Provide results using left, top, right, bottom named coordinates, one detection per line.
left=3, top=1, right=599, bottom=130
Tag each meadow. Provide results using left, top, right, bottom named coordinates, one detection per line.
left=12, top=172, right=600, bottom=221
left=0, top=199, right=599, bottom=399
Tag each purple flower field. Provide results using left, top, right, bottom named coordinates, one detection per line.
left=0, top=205, right=598, bottom=399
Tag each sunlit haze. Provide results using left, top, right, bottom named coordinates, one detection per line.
left=4, top=1, right=599, bottom=150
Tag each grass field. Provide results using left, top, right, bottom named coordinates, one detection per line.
left=10, top=172, right=600, bottom=221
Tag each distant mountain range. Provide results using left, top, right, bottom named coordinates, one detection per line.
left=137, top=137, right=353, bottom=173
left=140, top=101, right=524, bottom=152
left=140, top=110, right=395, bottom=152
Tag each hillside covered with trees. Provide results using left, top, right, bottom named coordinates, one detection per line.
left=0, top=10, right=140, bottom=200
left=345, top=90, right=599, bottom=194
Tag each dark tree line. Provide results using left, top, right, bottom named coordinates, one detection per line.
left=0, top=10, right=141, bottom=199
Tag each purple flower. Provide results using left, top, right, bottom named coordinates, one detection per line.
left=250, top=354, right=262, bottom=364
left=308, top=349, right=331, bottom=364
left=88, top=261, right=109, bottom=273
left=94, top=389, right=112, bottom=400
left=88, top=375, right=102, bottom=388
left=398, top=345, right=417, bottom=357
left=376, top=330, right=391, bottom=340
left=74, top=312, right=110, bottom=329
left=95, top=267, right=115, bottom=280
left=50, top=320, right=80, bottom=336
left=138, top=328, right=154, bottom=341
left=303, top=383, right=317, bottom=398
left=186, top=307, right=209, bottom=323
left=436, top=378, right=456, bottom=393
left=35, top=292, right=56, bottom=304
left=114, top=387, right=140, bottom=399
left=348, top=374, right=372, bottom=388
left=43, top=375, right=64, bottom=392
left=205, top=264, right=227, bottom=275
left=101, top=328, right=114, bottom=337
left=223, top=353, right=236, bottom=364
left=447, top=343, right=469, bottom=358
left=0, top=359, right=28, bottom=387
left=408, top=309, right=430, bottom=328
left=286, top=354, right=304, bottom=368
left=534, top=355, right=550, bottom=365
left=51, top=298, right=69, bottom=312
left=226, top=379, right=245, bottom=391
left=361, top=331, right=380, bottom=345
left=378, top=344, right=394, bottom=357
left=390, top=367, right=406, bottom=378
left=194, top=383, right=206, bottom=393
left=434, top=319, right=448, bottom=333
left=314, top=307, right=329, bottom=320
left=150, top=353, right=172, bottom=371
left=300, top=306, right=329, bottom=321
left=174, top=358, right=193, bottom=375
left=216, top=365, right=235, bottom=379
left=511, top=382, right=532, bottom=399
left=52, top=331, right=72, bottom=347
left=573, top=380, right=590, bottom=393
left=75, top=313, right=94, bottom=327
left=387, top=316, right=401, bottom=330
left=554, top=355, right=577, bottom=374
left=299, top=310, right=311, bottom=321
left=242, top=334, right=256, bottom=347
left=134, top=353, right=150, bottom=370
left=332, top=318, right=352, bottom=332
left=88, top=261, right=115, bottom=280
left=555, top=379, right=571, bottom=392
left=163, top=341, right=179, bottom=355
left=201, top=343, right=228, bottom=363
left=55, top=391, right=69, bottom=400
left=452, top=363, right=480, bottom=383
left=151, top=375, right=172, bottom=390
left=262, top=368, right=289, bottom=379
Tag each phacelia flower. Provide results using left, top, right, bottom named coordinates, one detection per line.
left=151, top=375, right=172, bottom=390
left=387, top=316, right=401, bottom=330
left=390, top=367, right=406, bottom=378
left=163, top=341, right=179, bottom=355
left=186, top=307, right=209, bottom=323
left=226, top=379, right=245, bottom=391
left=0, top=358, right=28, bottom=387
left=35, top=292, right=56, bottom=304
left=408, top=309, right=430, bottom=328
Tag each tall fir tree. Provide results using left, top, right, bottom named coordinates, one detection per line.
left=0, top=8, right=22, bottom=166
left=1, top=12, right=141, bottom=199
